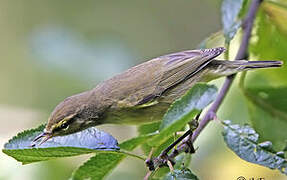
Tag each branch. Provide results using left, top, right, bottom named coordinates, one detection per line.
left=192, top=0, right=263, bottom=142
left=144, top=0, right=263, bottom=176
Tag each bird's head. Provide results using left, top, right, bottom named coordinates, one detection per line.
left=31, top=92, right=99, bottom=146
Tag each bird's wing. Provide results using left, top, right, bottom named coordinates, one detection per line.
left=154, top=47, right=225, bottom=96
left=137, top=47, right=225, bottom=105
left=102, top=47, right=225, bottom=108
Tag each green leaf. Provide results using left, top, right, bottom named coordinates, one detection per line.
left=138, top=122, right=184, bottom=162
left=152, top=154, right=193, bottom=179
left=148, top=83, right=217, bottom=146
left=72, top=153, right=123, bottom=180
left=138, top=121, right=160, bottom=136
left=3, top=125, right=119, bottom=164
left=137, top=122, right=161, bottom=155
left=162, top=168, right=198, bottom=180
left=222, top=120, right=287, bottom=175
left=137, top=122, right=180, bottom=157
left=243, top=86, right=287, bottom=150
left=221, top=0, right=245, bottom=42
left=262, top=1, right=287, bottom=36
left=250, top=7, right=287, bottom=86
left=71, top=135, right=152, bottom=180
left=198, top=31, right=225, bottom=49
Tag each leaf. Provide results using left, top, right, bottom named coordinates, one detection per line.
left=162, top=168, right=198, bottom=180
left=72, top=153, right=123, bottom=180
left=221, top=0, right=245, bottom=42
left=222, top=120, right=287, bottom=175
left=148, top=83, right=217, bottom=146
left=137, top=121, right=160, bottom=136
left=138, top=122, right=185, bottom=165
left=3, top=125, right=119, bottom=164
left=262, top=1, right=287, bottom=36
left=5, top=125, right=119, bottom=150
left=242, top=86, right=287, bottom=150
left=71, top=135, right=152, bottom=180
left=198, top=31, right=225, bottom=49
left=249, top=7, right=287, bottom=85
left=137, top=122, right=180, bottom=157
left=137, top=122, right=161, bottom=155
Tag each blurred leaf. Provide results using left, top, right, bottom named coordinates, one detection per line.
left=243, top=86, right=287, bottom=149
left=173, top=153, right=192, bottom=169
left=221, top=0, right=245, bottom=42
left=148, top=83, right=217, bottom=146
left=222, top=120, right=287, bottom=175
left=162, top=168, right=198, bottom=180
left=245, top=86, right=287, bottom=114
left=198, top=31, right=225, bottom=49
left=247, top=1, right=287, bottom=151
left=3, top=125, right=119, bottom=164
left=262, top=1, right=287, bottom=36
left=250, top=8, right=287, bottom=85
left=71, top=135, right=152, bottom=180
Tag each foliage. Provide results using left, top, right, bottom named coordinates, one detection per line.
left=3, top=125, right=119, bottom=164
left=222, top=120, right=287, bottom=175
left=163, top=168, right=198, bottom=180
left=242, top=86, right=287, bottom=150
left=148, top=84, right=217, bottom=146
left=3, top=0, right=287, bottom=179
left=221, top=0, right=246, bottom=42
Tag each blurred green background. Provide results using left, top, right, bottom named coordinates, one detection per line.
left=0, top=0, right=285, bottom=179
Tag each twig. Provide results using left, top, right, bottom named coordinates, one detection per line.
left=160, top=130, right=192, bottom=156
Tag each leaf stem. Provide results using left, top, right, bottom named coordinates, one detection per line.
left=192, top=0, right=263, bottom=142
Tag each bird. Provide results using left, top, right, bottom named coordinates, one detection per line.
left=31, top=47, right=283, bottom=146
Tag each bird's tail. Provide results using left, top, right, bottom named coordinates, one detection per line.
left=208, top=60, right=283, bottom=77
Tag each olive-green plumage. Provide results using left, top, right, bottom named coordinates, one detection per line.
left=32, top=47, right=282, bottom=146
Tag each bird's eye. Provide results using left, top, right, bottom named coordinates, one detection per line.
left=60, top=122, right=69, bottom=130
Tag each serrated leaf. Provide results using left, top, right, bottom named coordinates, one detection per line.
left=71, top=135, right=152, bottom=180
left=162, top=168, right=198, bottom=180
left=222, top=120, right=287, bottom=175
left=243, top=86, right=287, bottom=150
left=221, top=0, right=245, bottom=42
left=148, top=83, right=217, bottom=146
left=5, top=125, right=119, bottom=150
left=3, top=125, right=119, bottom=164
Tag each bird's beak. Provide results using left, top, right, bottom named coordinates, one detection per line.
left=31, top=131, right=52, bottom=147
